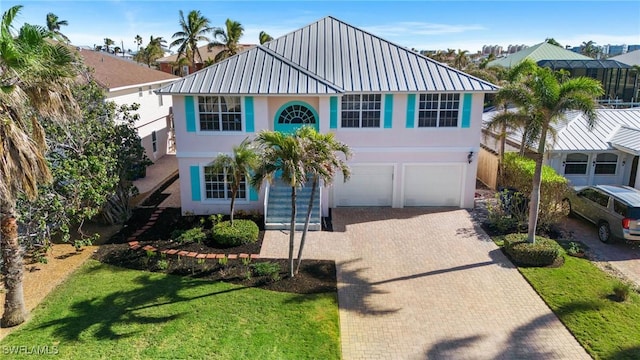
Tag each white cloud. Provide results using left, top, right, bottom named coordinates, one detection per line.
left=363, top=21, right=485, bottom=37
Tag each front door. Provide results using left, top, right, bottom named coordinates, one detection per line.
left=274, top=101, right=319, bottom=134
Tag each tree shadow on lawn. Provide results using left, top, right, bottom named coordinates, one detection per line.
left=34, top=272, right=248, bottom=341
left=425, top=300, right=602, bottom=359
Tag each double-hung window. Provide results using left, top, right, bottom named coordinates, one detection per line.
left=203, top=166, right=246, bottom=200
left=594, top=153, right=617, bottom=175
left=341, top=94, right=381, bottom=128
left=417, top=93, right=460, bottom=127
left=198, top=96, right=242, bottom=132
left=564, top=153, right=588, bottom=175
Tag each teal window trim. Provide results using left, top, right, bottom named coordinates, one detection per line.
left=185, top=96, right=196, bottom=132
left=190, top=165, right=201, bottom=201
left=461, top=93, right=472, bottom=128
left=245, top=97, right=255, bottom=132
left=329, top=96, right=338, bottom=129
left=249, top=187, right=259, bottom=201
left=274, top=100, right=320, bottom=132
left=406, top=94, right=416, bottom=128
left=384, top=94, right=393, bottom=128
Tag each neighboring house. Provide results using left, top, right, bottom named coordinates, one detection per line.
left=488, top=42, right=639, bottom=103
left=482, top=108, right=640, bottom=190
left=156, top=44, right=255, bottom=76
left=79, top=50, right=180, bottom=161
left=158, top=16, right=498, bottom=228
left=611, top=50, right=640, bottom=67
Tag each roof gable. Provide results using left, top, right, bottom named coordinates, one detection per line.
left=555, top=109, right=640, bottom=151
left=160, top=16, right=498, bottom=95
left=610, top=50, right=640, bottom=66
left=79, top=50, right=179, bottom=89
left=488, top=42, right=592, bottom=68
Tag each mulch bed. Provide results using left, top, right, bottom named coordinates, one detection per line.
left=98, top=206, right=336, bottom=295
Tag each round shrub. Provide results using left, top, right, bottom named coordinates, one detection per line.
left=212, top=219, right=259, bottom=247
left=503, top=233, right=562, bottom=267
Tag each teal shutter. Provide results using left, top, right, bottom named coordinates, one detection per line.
left=461, top=93, right=472, bottom=128
left=249, top=187, right=259, bottom=201
left=190, top=165, right=201, bottom=201
left=329, top=96, right=338, bottom=129
left=185, top=96, right=196, bottom=132
left=406, top=94, right=416, bottom=128
left=244, top=97, right=255, bottom=132
left=384, top=94, right=393, bottom=128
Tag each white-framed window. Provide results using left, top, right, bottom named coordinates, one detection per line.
left=203, top=166, right=247, bottom=200
left=564, top=153, right=588, bottom=175
left=198, top=96, right=242, bottom=132
left=341, top=94, right=382, bottom=128
left=417, top=93, right=460, bottom=127
left=594, top=153, right=618, bottom=175
left=151, top=131, right=157, bottom=153
left=138, top=87, right=143, bottom=97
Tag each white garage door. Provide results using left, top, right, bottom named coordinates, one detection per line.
left=334, top=165, right=394, bottom=206
left=404, top=165, right=463, bottom=206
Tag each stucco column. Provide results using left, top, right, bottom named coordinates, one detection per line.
left=635, top=158, right=640, bottom=190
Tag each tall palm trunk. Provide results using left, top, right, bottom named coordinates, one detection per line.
left=296, top=177, right=317, bottom=274
left=230, top=181, right=238, bottom=225
left=1, top=202, right=26, bottom=327
left=289, top=186, right=297, bottom=278
left=527, top=123, right=549, bottom=244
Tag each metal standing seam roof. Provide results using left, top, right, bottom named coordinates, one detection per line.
left=609, top=126, right=640, bottom=154
left=487, top=42, right=592, bottom=68
left=555, top=109, right=640, bottom=152
left=159, top=16, right=498, bottom=95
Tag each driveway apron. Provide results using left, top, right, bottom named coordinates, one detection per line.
left=260, top=208, right=589, bottom=359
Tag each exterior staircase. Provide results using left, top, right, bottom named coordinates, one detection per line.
left=265, top=180, right=321, bottom=231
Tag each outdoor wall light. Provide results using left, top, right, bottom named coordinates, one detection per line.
left=622, top=160, right=626, bottom=166
left=468, top=151, right=474, bottom=164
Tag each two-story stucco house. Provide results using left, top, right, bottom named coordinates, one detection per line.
left=158, top=16, right=498, bottom=228
left=79, top=50, right=180, bottom=162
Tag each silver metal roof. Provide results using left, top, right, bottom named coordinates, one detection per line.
left=555, top=109, right=640, bottom=152
left=609, top=126, right=640, bottom=155
left=159, top=16, right=498, bottom=95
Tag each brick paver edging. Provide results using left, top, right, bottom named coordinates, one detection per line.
left=126, top=207, right=260, bottom=260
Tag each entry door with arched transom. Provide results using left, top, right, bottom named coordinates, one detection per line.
left=274, top=101, right=319, bottom=134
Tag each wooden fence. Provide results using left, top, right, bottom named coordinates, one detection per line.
left=477, top=145, right=499, bottom=190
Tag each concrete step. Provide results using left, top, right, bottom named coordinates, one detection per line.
left=265, top=222, right=321, bottom=231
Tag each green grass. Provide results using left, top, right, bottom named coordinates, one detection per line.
left=494, top=236, right=640, bottom=359
left=0, top=260, right=340, bottom=360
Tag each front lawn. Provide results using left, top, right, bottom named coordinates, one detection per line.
left=494, top=236, right=640, bottom=359
left=0, top=260, right=340, bottom=359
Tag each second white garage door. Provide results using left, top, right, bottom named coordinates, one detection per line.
left=404, top=164, right=463, bottom=207
left=334, top=165, right=394, bottom=206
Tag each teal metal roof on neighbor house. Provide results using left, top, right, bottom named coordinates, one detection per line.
left=159, top=16, right=498, bottom=95
left=487, top=42, right=592, bottom=68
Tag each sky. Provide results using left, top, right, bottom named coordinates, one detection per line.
left=4, top=0, right=640, bottom=54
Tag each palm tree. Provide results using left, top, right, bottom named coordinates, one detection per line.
left=135, top=36, right=166, bottom=67
left=1, top=5, right=79, bottom=327
left=210, top=18, right=244, bottom=62
left=259, top=31, right=273, bottom=45
left=170, top=10, right=213, bottom=67
left=453, top=49, right=469, bottom=70
left=499, top=63, right=603, bottom=243
left=545, top=38, right=562, bottom=47
left=45, top=12, right=69, bottom=43
left=104, top=38, right=114, bottom=53
left=294, top=127, right=351, bottom=274
left=209, top=138, right=259, bottom=225
left=581, top=40, right=599, bottom=59
left=134, top=34, right=142, bottom=52
left=251, top=131, right=307, bottom=278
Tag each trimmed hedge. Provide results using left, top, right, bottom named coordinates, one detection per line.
left=212, top=219, right=259, bottom=247
left=503, top=233, right=562, bottom=267
left=500, top=153, right=570, bottom=230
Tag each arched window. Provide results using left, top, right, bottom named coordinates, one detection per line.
left=564, top=153, right=588, bottom=175
left=278, top=104, right=316, bottom=124
left=595, top=153, right=618, bottom=175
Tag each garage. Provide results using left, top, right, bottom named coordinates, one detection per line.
left=403, top=164, right=463, bottom=207
left=334, top=165, right=394, bottom=206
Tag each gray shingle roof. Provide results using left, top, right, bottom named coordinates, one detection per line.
left=159, top=16, right=498, bottom=95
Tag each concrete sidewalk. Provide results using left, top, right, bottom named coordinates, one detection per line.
left=132, top=154, right=177, bottom=206
left=260, top=208, right=589, bottom=359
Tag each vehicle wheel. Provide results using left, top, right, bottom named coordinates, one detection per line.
left=598, top=222, right=611, bottom=243
left=562, top=199, right=573, bottom=218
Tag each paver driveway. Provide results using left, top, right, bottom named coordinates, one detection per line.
left=260, top=208, right=589, bottom=359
